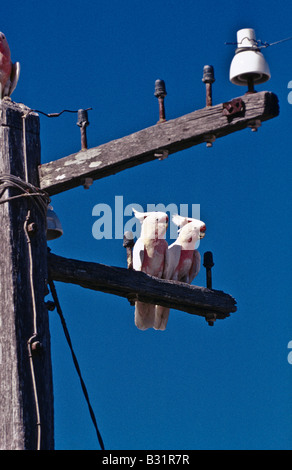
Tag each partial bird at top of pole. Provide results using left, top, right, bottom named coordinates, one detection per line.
left=0, top=32, right=20, bottom=99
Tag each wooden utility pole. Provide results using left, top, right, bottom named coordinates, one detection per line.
left=0, top=100, right=54, bottom=450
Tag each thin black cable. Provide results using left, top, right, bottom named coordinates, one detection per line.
left=263, top=36, right=292, bottom=48
left=27, top=107, right=92, bottom=118
left=48, top=280, right=105, bottom=451
left=225, top=35, right=292, bottom=49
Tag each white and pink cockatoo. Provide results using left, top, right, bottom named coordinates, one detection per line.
left=132, top=208, right=169, bottom=330
left=0, top=32, right=20, bottom=99
left=154, top=215, right=206, bottom=330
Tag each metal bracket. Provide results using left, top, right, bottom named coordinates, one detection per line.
left=205, top=313, right=217, bottom=327
left=154, top=149, right=169, bottom=160
left=82, top=177, right=93, bottom=189
left=205, top=134, right=216, bottom=148
left=223, top=98, right=244, bottom=116
left=248, top=119, right=262, bottom=132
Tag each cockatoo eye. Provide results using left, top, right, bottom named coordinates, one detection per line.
left=199, top=224, right=206, bottom=239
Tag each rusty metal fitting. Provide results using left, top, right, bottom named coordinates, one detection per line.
left=82, top=177, right=93, bottom=189
left=248, top=119, right=261, bottom=132
left=31, top=340, right=43, bottom=354
left=154, top=79, right=167, bottom=98
left=223, top=98, right=244, bottom=117
left=77, top=109, right=89, bottom=127
left=154, top=149, right=169, bottom=160
left=123, top=231, right=135, bottom=270
left=123, top=231, right=135, bottom=249
left=154, top=79, right=167, bottom=123
left=205, top=313, right=217, bottom=326
left=202, top=65, right=215, bottom=84
left=77, top=109, right=90, bottom=150
left=27, top=222, right=38, bottom=237
left=205, top=134, right=216, bottom=148
left=202, top=65, right=215, bottom=107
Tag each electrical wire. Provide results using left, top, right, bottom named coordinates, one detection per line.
left=48, top=280, right=105, bottom=451
left=0, top=183, right=45, bottom=449
left=21, top=112, right=49, bottom=450
left=0, top=174, right=50, bottom=215
left=23, top=107, right=92, bottom=119
left=0, top=124, right=49, bottom=450
left=1, top=107, right=94, bottom=449
left=2, top=105, right=97, bottom=450
left=24, top=210, right=42, bottom=451
left=261, top=36, right=292, bottom=48
left=225, top=35, right=292, bottom=49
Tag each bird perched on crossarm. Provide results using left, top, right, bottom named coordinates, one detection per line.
left=166, top=215, right=206, bottom=284
left=0, top=32, right=20, bottom=99
left=154, top=215, right=206, bottom=330
left=132, top=209, right=169, bottom=330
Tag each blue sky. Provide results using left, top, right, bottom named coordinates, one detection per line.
left=2, top=0, right=292, bottom=450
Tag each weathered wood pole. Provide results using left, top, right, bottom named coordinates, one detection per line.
left=0, top=100, right=54, bottom=449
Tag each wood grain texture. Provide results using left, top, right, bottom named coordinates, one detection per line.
left=0, top=100, right=54, bottom=450
left=48, top=252, right=237, bottom=320
left=39, top=91, right=279, bottom=195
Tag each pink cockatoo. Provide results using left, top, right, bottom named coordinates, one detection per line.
left=154, top=215, right=206, bottom=330
left=132, top=208, right=169, bottom=330
left=0, top=32, right=20, bottom=99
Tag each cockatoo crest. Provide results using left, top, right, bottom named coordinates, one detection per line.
left=172, top=214, right=191, bottom=228
left=172, top=214, right=206, bottom=238
left=133, top=208, right=169, bottom=240
left=132, top=208, right=148, bottom=222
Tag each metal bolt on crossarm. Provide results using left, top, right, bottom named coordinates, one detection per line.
left=123, top=231, right=135, bottom=270
left=203, top=251, right=216, bottom=326
left=202, top=65, right=215, bottom=107
left=154, top=79, right=167, bottom=123
left=77, top=109, right=90, bottom=150
left=203, top=251, right=214, bottom=289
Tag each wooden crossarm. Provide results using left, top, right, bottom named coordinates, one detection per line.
left=39, top=91, right=279, bottom=196
left=48, top=252, right=237, bottom=320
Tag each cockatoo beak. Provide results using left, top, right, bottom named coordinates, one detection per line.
left=199, top=225, right=206, bottom=239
